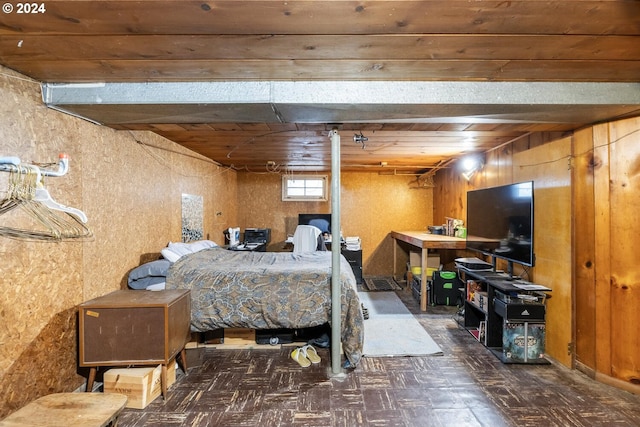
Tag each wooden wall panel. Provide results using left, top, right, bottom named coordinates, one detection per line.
left=0, top=67, right=237, bottom=417
left=592, top=123, right=613, bottom=379
left=605, top=118, right=640, bottom=387
left=434, top=133, right=573, bottom=366
left=573, top=127, right=597, bottom=370
left=433, top=167, right=469, bottom=224
left=435, top=119, right=640, bottom=391
left=236, top=171, right=433, bottom=276
left=513, top=137, right=573, bottom=368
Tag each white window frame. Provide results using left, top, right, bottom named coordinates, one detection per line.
left=282, top=175, right=328, bottom=201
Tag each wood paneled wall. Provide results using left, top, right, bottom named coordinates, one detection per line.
left=574, top=118, right=640, bottom=393
left=236, top=172, right=434, bottom=276
left=435, top=120, right=640, bottom=393
left=512, top=137, right=573, bottom=368
left=0, top=67, right=237, bottom=417
left=434, top=134, right=573, bottom=367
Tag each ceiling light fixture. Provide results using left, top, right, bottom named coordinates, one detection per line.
left=460, top=155, right=484, bottom=181
left=353, top=132, right=368, bottom=149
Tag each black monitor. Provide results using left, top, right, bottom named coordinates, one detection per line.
left=466, top=181, right=535, bottom=272
left=298, top=213, right=331, bottom=234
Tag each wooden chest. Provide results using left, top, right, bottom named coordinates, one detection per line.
left=79, top=289, right=191, bottom=367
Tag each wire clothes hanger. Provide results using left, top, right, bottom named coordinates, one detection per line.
left=0, top=154, right=92, bottom=241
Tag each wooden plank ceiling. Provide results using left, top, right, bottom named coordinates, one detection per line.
left=1, top=1, right=639, bottom=173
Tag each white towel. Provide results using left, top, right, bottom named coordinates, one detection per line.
left=292, top=225, right=322, bottom=253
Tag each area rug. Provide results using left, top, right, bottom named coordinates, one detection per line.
left=358, top=291, right=443, bottom=357
left=364, top=276, right=402, bottom=291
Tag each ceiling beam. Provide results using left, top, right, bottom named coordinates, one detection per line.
left=41, top=81, right=640, bottom=125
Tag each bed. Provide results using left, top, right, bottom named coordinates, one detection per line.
left=164, top=247, right=364, bottom=367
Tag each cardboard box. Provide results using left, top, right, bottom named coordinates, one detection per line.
left=409, top=251, right=440, bottom=269
left=186, top=346, right=205, bottom=368
left=224, top=328, right=256, bottom=345
left=104, top=362, right=176, bottom=409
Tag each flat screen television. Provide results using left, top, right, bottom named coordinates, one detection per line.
left=466, top=181, right=535, bottom=272
left=298, top=213, right=331, bottom=234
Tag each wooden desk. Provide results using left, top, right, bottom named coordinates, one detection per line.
left=391, top=231, right=466, bottom=311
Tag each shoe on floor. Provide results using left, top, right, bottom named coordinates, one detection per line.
left=291, top=347, right=311, bottom=367
left=301, top=345, right=321, bottom=364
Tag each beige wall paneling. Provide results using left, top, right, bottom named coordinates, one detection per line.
left=0, top=67, right=237, bottom=417
left=79, top=129, right=235, bottom=300
left=513, top=137, right=573, bottom=368
left=341, top=172, right=434, bottom=277
left=0, top=69, right=86, bottom=416
left=236, top=171, right=323, bottom=247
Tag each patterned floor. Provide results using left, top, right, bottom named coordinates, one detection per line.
left=116, top=290, right=640, bottom=427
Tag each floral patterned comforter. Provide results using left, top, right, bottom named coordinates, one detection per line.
left=165, top=247, right=363, bottom=366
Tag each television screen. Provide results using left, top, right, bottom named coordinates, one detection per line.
left=466, top=181, right=534, bottom=267
left=298, top=213, right=331, bottom=234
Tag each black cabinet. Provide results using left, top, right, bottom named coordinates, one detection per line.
left=459, top=267, right=550, bottom=364
left=341, top=249, right=363, bottom=284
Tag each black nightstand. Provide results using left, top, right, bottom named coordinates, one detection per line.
left=342, top=249, right=363, bottom=284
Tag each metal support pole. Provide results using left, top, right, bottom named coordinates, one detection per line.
left=329, top=128, right=342, bottom=375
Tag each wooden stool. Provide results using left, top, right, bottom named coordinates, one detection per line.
left=0, top=393, right=127, bottom=427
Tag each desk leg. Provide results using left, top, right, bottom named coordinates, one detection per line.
left=393, top=239, right=398, bottom=282
left=420, top=249, right=428, bottom=311
left=86, top=367, right=97, bottom=392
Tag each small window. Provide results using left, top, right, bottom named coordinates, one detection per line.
left=282, top=175, right=328, bottom=201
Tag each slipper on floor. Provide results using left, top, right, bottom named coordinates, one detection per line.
left=301, top=345, right=321, bottom=364
left=291, top=347, right=311, bottom=368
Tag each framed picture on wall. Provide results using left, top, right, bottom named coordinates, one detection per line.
left=181, top=193, right=203, bottom=242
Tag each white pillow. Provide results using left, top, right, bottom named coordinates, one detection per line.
left=161, top=247, right=181, bottom=263
left=161, top=240, right=219, bottom=262
left=168, top=242, right=194, bottom=257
